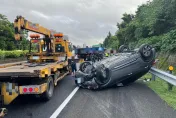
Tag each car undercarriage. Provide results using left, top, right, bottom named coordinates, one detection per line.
left=75, top=44, right=156, bottom=90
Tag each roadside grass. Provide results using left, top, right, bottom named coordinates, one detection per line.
left=142, top=73, right=176, bottom=110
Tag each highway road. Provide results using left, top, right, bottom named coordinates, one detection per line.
left=4, top=75, right=176, bottom=118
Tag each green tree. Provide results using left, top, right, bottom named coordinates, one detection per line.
left=103, top=31, right=112, bottom=48
left=103, top=0, right=176, bottom=52
left=0, top=13, right=30, bottom=51
left=0, top=14, right=16, bottom=50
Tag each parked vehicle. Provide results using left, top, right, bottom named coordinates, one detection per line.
left=0, top=16, right=74, bottom=105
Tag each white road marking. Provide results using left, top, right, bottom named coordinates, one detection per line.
left=50, top=87, right=79, bottom=118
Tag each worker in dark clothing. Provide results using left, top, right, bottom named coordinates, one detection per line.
left=65, top=54, right=67, bottom=61
left=71, top=56, right=77, bottom=76
left=43, top=35, right=52, bottom=53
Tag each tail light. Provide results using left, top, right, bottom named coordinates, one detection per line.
left=34, top=87, right=39, bottom=92
left=22, top=86, right=40, bottom=94
left=29, top=88, right=33, bottom=92
left=23, top=88, right=27, bottom=93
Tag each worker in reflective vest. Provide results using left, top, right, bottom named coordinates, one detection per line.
left=105, top=53, right=109, bottom=57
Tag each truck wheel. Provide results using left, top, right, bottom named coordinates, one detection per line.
left=42, top=76, right=54, bottom=101
left=139, top=44, right=153, bottom=62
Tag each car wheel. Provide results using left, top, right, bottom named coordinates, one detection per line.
left=41, top=76, right=54, bottom=101
left=95, top=65, right=110, bottom=85
left=79, top=61, right=92, bottom=72
left=139, top=44, right=153, bottom=62
left=118, top=45, right=129, bottom=53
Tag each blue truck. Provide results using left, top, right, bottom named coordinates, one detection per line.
left=75, top=47, right=105, bottom=61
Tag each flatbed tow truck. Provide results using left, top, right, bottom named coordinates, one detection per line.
left=0, top=16, right=79, bottom=105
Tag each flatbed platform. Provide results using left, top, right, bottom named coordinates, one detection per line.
left=0, top=61, right=68, bottom=78
left=0, top=61, right=26, bottom=68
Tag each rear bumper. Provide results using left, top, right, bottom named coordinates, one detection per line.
left=19, top=83, right=47, bottom=95
left=0, top=82, right=47, bottom=105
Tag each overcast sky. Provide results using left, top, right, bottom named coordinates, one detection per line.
left=0, top=0, right=148, bottom=46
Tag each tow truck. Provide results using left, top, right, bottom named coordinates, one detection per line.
left=0, top=16, right=75, bottom=105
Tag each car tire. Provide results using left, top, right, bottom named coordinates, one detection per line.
left=139, top=44, right=153, bottom=62
left=118, top=45, right=129, bottom=53
left=41, top=76, right=54, bottom=101
left=79, top=61, right=92, bottom=72
left=95, top=65, right=110, bottom=85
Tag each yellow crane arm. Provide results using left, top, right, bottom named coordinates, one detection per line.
left=14, top=16, right=51, bottom=40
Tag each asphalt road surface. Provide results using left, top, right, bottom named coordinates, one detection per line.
left=3, top=75, right=176, bottom=118
left=59, top=81, right=176, bottom=118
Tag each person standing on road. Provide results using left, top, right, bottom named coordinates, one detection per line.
left=71, top=56, right=77, bottom=76
left=43, top=35, right=52, bottom=54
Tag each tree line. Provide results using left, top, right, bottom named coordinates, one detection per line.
left=0, top=14, right=29, bottom=50
left=103, top=0, right=176, bottom=53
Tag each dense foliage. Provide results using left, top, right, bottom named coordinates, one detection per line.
left=0, top=14, right=30, bottom=51
left=103, top=0, right=176, bottom=52
left=0, top=50, right=28, bottom=59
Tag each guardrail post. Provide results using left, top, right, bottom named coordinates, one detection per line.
left=168, top=66, right=174, bottom=91
left=151, top=74, right=156, bottom=81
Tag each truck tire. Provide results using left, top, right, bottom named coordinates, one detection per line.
left=41, top=76, right=54, bottom=101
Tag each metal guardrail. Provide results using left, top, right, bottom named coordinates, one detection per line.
left=149, top=67, right=176, bottom=86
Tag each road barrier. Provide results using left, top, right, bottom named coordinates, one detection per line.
left=149, top=67, right=176, bottom=86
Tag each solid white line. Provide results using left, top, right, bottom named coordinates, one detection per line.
left=50, top=87, right=79, bottom=118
